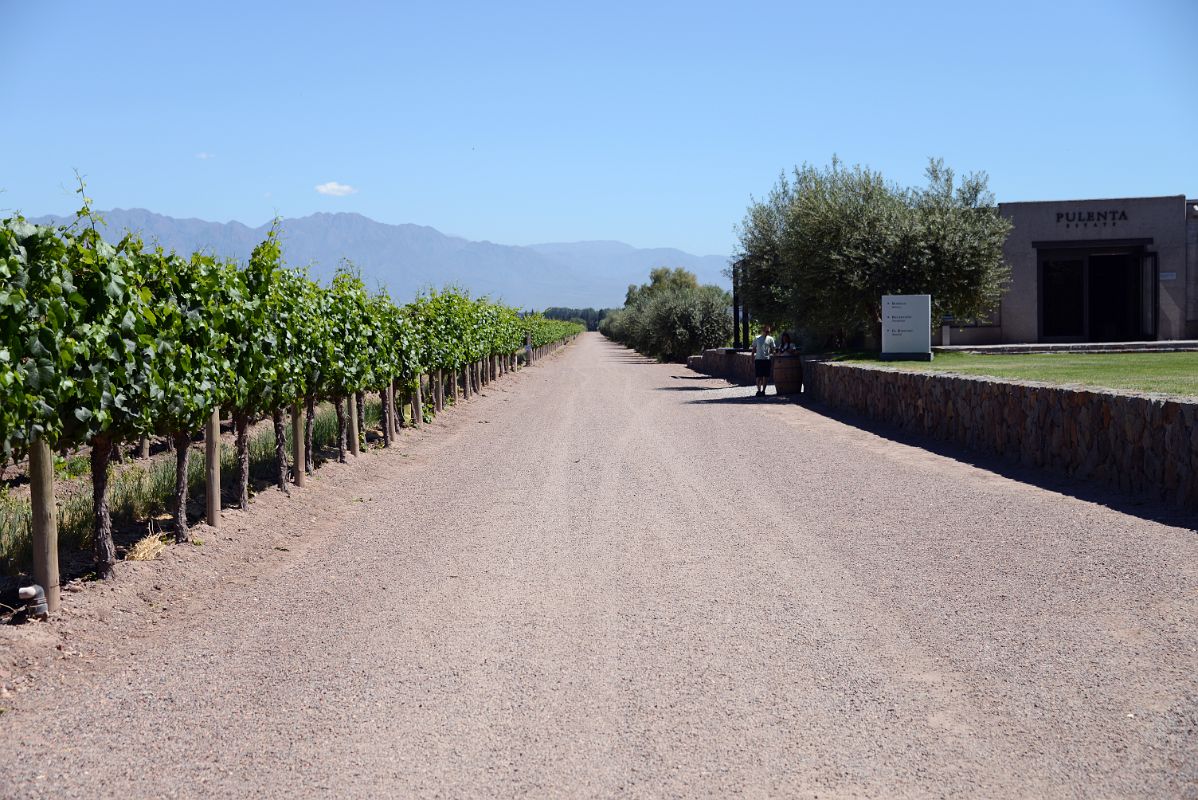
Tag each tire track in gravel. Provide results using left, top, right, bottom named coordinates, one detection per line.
left=2, top=333, right=1196, bottom=799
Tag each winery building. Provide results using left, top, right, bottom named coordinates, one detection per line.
left=942, top=195, right=1198, bottom=345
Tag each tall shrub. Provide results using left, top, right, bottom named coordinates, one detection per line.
left=599, top=267, right=730, bottom=361
left=735, top=158, right=1011, bottom=348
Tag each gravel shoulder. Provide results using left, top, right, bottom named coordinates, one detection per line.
left=2, top=333, right=1195, bottom=799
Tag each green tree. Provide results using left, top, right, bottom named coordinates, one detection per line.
left=736, top=157, right=1011, bottom=348
left=542, top=307, right=610, bottom=331
left=599, top=267, right=730, bottom=361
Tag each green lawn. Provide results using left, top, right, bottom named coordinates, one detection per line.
left=834, top=351, right=1198, bottom=398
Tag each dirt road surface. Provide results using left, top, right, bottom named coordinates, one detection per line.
left=3, top=333, right=1196, bottom=798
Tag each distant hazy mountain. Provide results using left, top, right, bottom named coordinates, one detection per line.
left=28, top=209, right=729, bottom=309
left=526, top=241, right=730, bottom=302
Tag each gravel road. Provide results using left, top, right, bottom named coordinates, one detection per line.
left=3, top=333, right=1196, bottom=798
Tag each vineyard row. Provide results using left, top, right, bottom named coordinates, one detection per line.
left=1, top=192, right=583, bottom=611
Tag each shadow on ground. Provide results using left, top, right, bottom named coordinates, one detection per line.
left=689, top=388, right=1197, bottom=532
left=655, top=385, right=730, bottom=392
left=815, top=399, right=1197, bottom=532
left=605, top=356, right=658, bottom=365
left=685, top=392, right=789, bottom=403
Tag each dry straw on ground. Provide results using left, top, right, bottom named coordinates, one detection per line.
left=125, top=529, right=167, bottom=562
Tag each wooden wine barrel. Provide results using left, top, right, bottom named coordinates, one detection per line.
left=771, top=354, right=803, bottom=395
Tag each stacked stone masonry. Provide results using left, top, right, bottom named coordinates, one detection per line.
left=804, top=362, right=1198, bottom=511
left=693, top=349, right=1198, bottom=511
left=696, top=349, right=757, bottom=385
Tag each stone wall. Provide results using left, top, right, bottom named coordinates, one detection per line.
left=696, top=349, right=757, bottom=385
left=803, top=361, right=1198, bottom=511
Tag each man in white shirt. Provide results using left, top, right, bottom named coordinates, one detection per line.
left=752, top=325, right=776, bottom=397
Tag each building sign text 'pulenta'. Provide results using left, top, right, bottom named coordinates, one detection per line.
left=1056, top=209, right=1128, bottom=229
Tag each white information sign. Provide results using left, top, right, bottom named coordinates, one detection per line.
left=882, top=294, right=932, bottom=360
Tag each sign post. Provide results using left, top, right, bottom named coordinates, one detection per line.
left=881, top=294, right=933, bottom=361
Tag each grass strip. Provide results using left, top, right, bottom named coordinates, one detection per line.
left=832, top=351, right=1198, bottom=398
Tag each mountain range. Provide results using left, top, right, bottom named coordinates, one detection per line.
left=28, top=209, right=730, bottom=309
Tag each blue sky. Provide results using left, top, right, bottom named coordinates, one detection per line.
left=2, top=0, right=1194, bottom=256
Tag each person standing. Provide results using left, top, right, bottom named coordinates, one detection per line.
left=752, top=324, right=776, bottom=396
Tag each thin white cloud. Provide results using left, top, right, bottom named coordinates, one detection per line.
left=195, top=152, right=215, bottom=160
left=315, top=181, right=357, bottom=197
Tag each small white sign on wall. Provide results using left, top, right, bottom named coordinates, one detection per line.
left=882, top=294, right=932, bottom=361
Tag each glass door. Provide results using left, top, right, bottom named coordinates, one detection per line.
left=1040, top=254, right=1086, bottom=340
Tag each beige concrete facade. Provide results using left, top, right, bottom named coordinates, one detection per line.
left=947, top=195, right=1197, bottom=344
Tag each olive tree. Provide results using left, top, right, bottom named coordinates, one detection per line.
left=736, top=157, right=1011, bottom=348
left=598, top=267, right=731, bottom=361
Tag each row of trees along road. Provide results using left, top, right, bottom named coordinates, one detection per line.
left=542, top=307, right=612, bottom=332
left=599, top=267, right=731, bottom=361
left=1, top=189, right=582, bottom=607
left=734, top=158, right=1012, bottom=350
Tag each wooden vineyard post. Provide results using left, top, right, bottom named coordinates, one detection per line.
left=384, top=384, right=392, bottom=435
left=462, top=366, right=471, bottom=400
left=205, top=409, right=221, bottom=528
left=348, top=394, right=360, bottom=456
left=390, top=380, right=401, bottom=434
left=412, top=377, right=423, bottom=428
left=352, top=392, right=361, bottom=450
left=435, top=369, right=444, bottom=412
left=291, top=403, right=305, bottom=487
left=29, top=437, right=60, bottom=613
left=398, top=384, right=405, bottom=430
